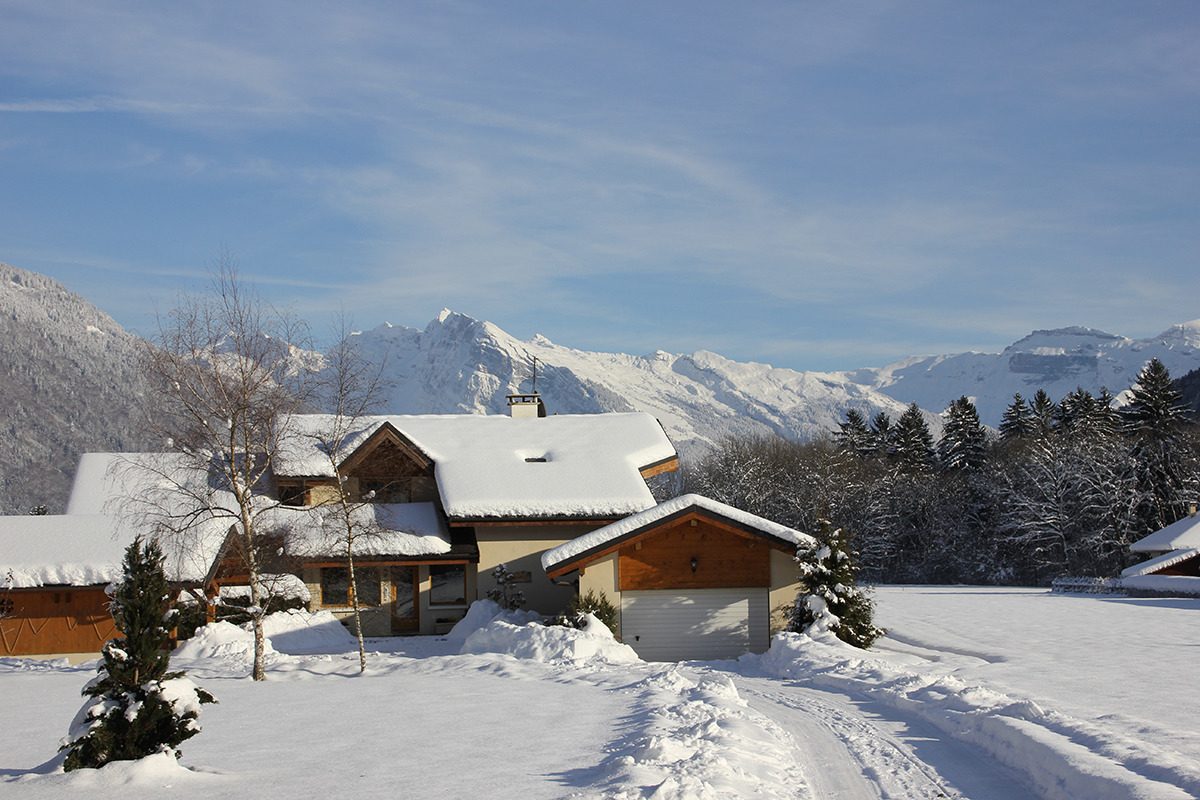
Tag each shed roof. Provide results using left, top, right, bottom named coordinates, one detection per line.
left=541, top=493, right=814, bottom=577
left=1121, top=548, right=1200, bottom=578
left=276, top=413, right=678, bottom=521
left=1129, top=513, right=1200, bottom=553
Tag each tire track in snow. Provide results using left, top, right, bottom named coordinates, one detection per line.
left=730, top=676, right=963, bottom=800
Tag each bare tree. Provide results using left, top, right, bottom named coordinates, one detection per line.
left=136, top=262, right=312, bottom=681
left=305, top=317, right=390, bottom=673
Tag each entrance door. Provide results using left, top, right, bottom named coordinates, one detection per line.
left=390, top=566, right=419, bottom=634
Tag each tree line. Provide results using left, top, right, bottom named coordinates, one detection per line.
left=686, top=359, right=1200, bottom=585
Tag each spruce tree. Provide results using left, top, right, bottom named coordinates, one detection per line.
left=892, top=403, right=935, bottom=473
left=791, top=521, right=883, bottom=648
left=1121, top=359, right=1192, bottom=532
left=999, top=393, right=1034, bottom=442
left=938, top=396, right=988, bottom=471
left=1029, top=390, right=1058, bottom=439
left=60, top=538, right=214, bottom=771
left=835, top=409, right=873, bottom=458
left=868, top=412, right=894, bottom=459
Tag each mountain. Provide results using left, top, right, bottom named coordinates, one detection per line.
left=347, top=309, right=925, bottom=454
left=0, top=264, right=154, bottom=513
left=844, top=323, right=1200, bottom=426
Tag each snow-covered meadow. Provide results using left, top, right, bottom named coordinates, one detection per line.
left=2, top=588, right=1197, bottom=799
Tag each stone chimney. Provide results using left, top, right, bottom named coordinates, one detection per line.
left=507, top=393, right=546, bottom=419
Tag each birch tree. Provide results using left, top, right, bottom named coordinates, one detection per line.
left=306, top=320, right=389, bottom=674
left=137, top=263, right=311, bottom=681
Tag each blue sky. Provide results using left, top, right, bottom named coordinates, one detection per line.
left=1, top=1, right=1197, bottom=371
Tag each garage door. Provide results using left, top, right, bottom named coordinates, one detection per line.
left=621, top=588, right=768, bottom=661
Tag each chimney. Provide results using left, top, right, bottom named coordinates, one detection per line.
left=507, top=393, right=546, bottom=419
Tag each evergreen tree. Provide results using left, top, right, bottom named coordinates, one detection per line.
left=892, top=403, right=935, bottom=472
left=868, top=412, right=894, bottom=459
left=1122, top=358, right=1193, bottom=531
left=998, top=393, right=1035, bottom=442
left=60, top=538, right=214, bottom=771
left=938, top=396, right=988, bottom=471
left=1028, top=390, right=1058, bottom=439
left=791, top=521, right=883, bottom=648
left=835, top=409, right=873, bottom=458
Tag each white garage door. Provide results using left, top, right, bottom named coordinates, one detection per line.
left=621, top=588, right=768, bottom=662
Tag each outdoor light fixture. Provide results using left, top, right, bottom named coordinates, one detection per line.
left=690, top=556, right=698, bottom=573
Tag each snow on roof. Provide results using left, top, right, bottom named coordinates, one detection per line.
left=276, top=413, right=678, bottom=520
left=61, top=452, right=238, bottom=584
left=541, top=493, right=815, bottom=573
left=1121, top=548, right=1200, bottom=578
left=1129, top=513, right=1200, bottom=553
left=267, top=502, right=452, bottom=559
left=0, top=514, right=127, bottom=588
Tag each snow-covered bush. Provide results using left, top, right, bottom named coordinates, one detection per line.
left=791, top=521, right=883, bottom=649
left=485, top=562, right=526, bottom=610
left=60, top=538, right=215, bottom=770
left=552, top=589, right=619, bottom=636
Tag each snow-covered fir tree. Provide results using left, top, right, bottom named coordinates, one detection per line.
left=891, top=403, right=935, bottom=473
left=60, top=538, right=214, bottom=771
left=999, top=393, right=1035, bottom=442
left=791, top=521, right=883, bottom=648
left=938, top=396, right=988, bottom=471
left=1122, top=358, right=1194, bottom=533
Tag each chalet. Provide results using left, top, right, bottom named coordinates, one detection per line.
left=1120, top=508, right=1200, bottom=597
left=269, top=407, right=678, bottom=634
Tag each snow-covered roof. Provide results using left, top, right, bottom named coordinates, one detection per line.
left=541, top=493, right=815, bottom=574
left=266, top=502, right=452, bottom=559
left=0, top=514, right=128, bottom=588
left=1129, top=513, right=1200, bottom=553
left=61, top=452, right=240, bottom=584
left=276, top=413, right=678, bottom=520
left=1121, top=548, right=1200, bottom=578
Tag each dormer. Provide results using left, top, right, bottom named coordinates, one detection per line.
left=338, top=422, right=438, bottom=504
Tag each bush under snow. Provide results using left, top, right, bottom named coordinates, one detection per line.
left=454, top=600, right=639, bottom=664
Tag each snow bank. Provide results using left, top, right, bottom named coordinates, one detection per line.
left=442, top=599, right=540, bottom=644
left=174, top=610, right=357, bottom=662
left=458, top=604, right=638, bottom=664
left=758, top=632, right=1198, bottom=799
left=580, top=667, right=806, bottom=799
left=260, top=609, right=356, bottom=654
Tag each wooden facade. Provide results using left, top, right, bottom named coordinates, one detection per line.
left=617, top=514, right=774, bottom=591
left=0, top=586, right=116, bottom=657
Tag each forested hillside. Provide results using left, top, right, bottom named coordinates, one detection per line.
left=0, top=265, right=153, bottom=513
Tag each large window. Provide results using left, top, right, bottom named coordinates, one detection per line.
left=429, top=564, right=466, bottom=606
left=320, top=567, right=382, bottom=607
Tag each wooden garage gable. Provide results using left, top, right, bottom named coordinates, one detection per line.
left=618, top=512, right=775, bottom=591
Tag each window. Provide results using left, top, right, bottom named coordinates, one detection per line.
left=278, top=481, right=307, bottom=506
left=429, top=564, right=466, bottom=606
left=321, top=568, right=349, bottom=606
left=321, top=567, right=382, bottom=607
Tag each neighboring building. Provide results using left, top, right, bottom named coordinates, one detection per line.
left=1121, top=509, right=1200, bottom=597
left=541, top=494, right=813, bottom=661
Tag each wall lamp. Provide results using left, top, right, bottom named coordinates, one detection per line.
left=690, top=556, right=699, bottom=573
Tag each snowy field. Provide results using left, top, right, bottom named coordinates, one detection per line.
left=2, top=588, right=1197, bottom=799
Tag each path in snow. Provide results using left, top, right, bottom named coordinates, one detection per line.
left=711, top=667, right=1035, bottom=800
